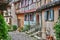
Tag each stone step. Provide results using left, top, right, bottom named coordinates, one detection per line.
left=29, top=31, right=40, bottom=36
left=34, top=35, right=42, bottom=40
left=26, top=26, right=40, bottom=34
left=27, top=28, right=35, bottom=34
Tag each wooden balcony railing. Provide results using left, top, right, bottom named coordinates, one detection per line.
left=29, top=3, right=36, bottom=10
left=16, top=2, right=37, bottom=13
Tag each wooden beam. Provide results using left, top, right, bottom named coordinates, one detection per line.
left=36, top=1, right=60, bottom=12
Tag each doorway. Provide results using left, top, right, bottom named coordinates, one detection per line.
left=36, top=14, right=40, bottom=25
left=59, top=9, right=60, bottom=17
left=18, top=19, right=21, bottom=27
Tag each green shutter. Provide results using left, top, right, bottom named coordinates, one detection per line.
left=50, top=9, right=54, bottom=21
left=45, top=11, right=48, bottom=21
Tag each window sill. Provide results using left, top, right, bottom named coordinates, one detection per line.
left=45, top=20, right=54, bottom=22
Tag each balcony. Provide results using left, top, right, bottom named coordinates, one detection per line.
left=16, top=8, right=25, bottom=13
left=37, top=0, right=60, bottom=11
left=24, top=6, right=29, bottom=11
left=29, top=3, right=36, bottom=10
left=16, top=3, right=37, bottom=14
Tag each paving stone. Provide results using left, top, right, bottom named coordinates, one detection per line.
left=9, top=32, right=37, bottom=40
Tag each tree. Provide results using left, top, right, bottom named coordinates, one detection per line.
left=54, top=17, right=60, bottom=40
left=0, top=14, right=8, bottom=40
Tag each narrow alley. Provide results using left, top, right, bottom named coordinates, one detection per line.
left=9, top=32, right=37, bottom=40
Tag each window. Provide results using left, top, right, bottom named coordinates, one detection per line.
left=15, top=3, right=20, bottom=9
left=45, top=9, right=54, bottom=21
left=37, top=0, right=40, bottom=2
left=19, top=2, right=21, bottom=8
left=37, top=2, right=41, bottom=7
left=51, top=0, right=53, bottom=2
left=29, top=0, right=32, bottom=5
left=21, top=0, right=24, bottom=7
left=53, top=0, right=59, bottom=1
left=24, top=14, right=34, bottom=21
left=33, top=0, right=36, bottom=2
left=40, top=0, right=41, bottom=6
left=30, top=14, right=34, bottom=21
left=5, top=13, right=8, bottom=16
left=8, top=9, right=11, bottom=16
left=25, top=0, right=28, bottom=6
left=59, top=9, right=60, bottom=17
left=5, top=18, right=9, bottom=23
left=6, top=18, right=8, bottom=22
left=25, top=14, right=28, bottom=21
left=3, top=11, right=8, bottom=16
left=9, top=18, right=11, bottom=24
left=23, top=0, right=25, bottom=6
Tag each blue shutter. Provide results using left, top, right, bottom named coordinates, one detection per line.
left=45, top=11, right=47, bottom=21
left=50, top=9, right=54, bottom=21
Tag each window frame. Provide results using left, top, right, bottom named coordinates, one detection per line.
left=59, top=9, right=60, bottom=18
left=24, top=14, right=28, bottom=21
left=45, top=9, right=54, bottom=21
left=30, top=13, right=34, bottom=21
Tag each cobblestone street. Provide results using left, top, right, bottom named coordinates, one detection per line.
left=9, top=32, right=36, bottom=40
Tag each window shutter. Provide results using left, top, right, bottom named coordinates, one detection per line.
left=45, top=11, right=48, bottom=21
left=50, top=9, right=54, bottom=21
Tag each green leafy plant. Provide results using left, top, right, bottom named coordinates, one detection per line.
left=0, top=14, right=9, bottom=40
left=22, top=24, right=30, bottom=32
left=12, top=25, right=17, bottom=31
left=7, top=25, right=13, bottom=32
left=54, top=18, right=60, bottom=40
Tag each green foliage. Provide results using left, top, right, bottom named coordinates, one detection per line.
left=0, top=14, right=9, bottom=40
left=22, top=24, right=30, bottom=32
left=7, top=25, right=17, bottom=31
left=7, top=25, right=11, bottom=29
left=7, top=25, right=13, bottom=32
left=54, top=18, right=60, bottom=40
left=12, top=25, right=17, bottom=31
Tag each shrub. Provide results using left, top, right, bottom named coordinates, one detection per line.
left=22, top=24, right=30, bottom=32
left=0, top=14, right=9, bottom=40
left=7, top=25, right=13, bottom=32
left=12, top=25, right=17, bottom=31
left=54, top=18, right=60, bottom=40
left=17, top=27, right=23, bottom=32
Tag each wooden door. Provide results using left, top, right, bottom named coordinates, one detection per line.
left=59, top=9, right=60, bottom=17
left=18, top=19, right=21, bottom=27
left=36, top=14, right=39, bottom=24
